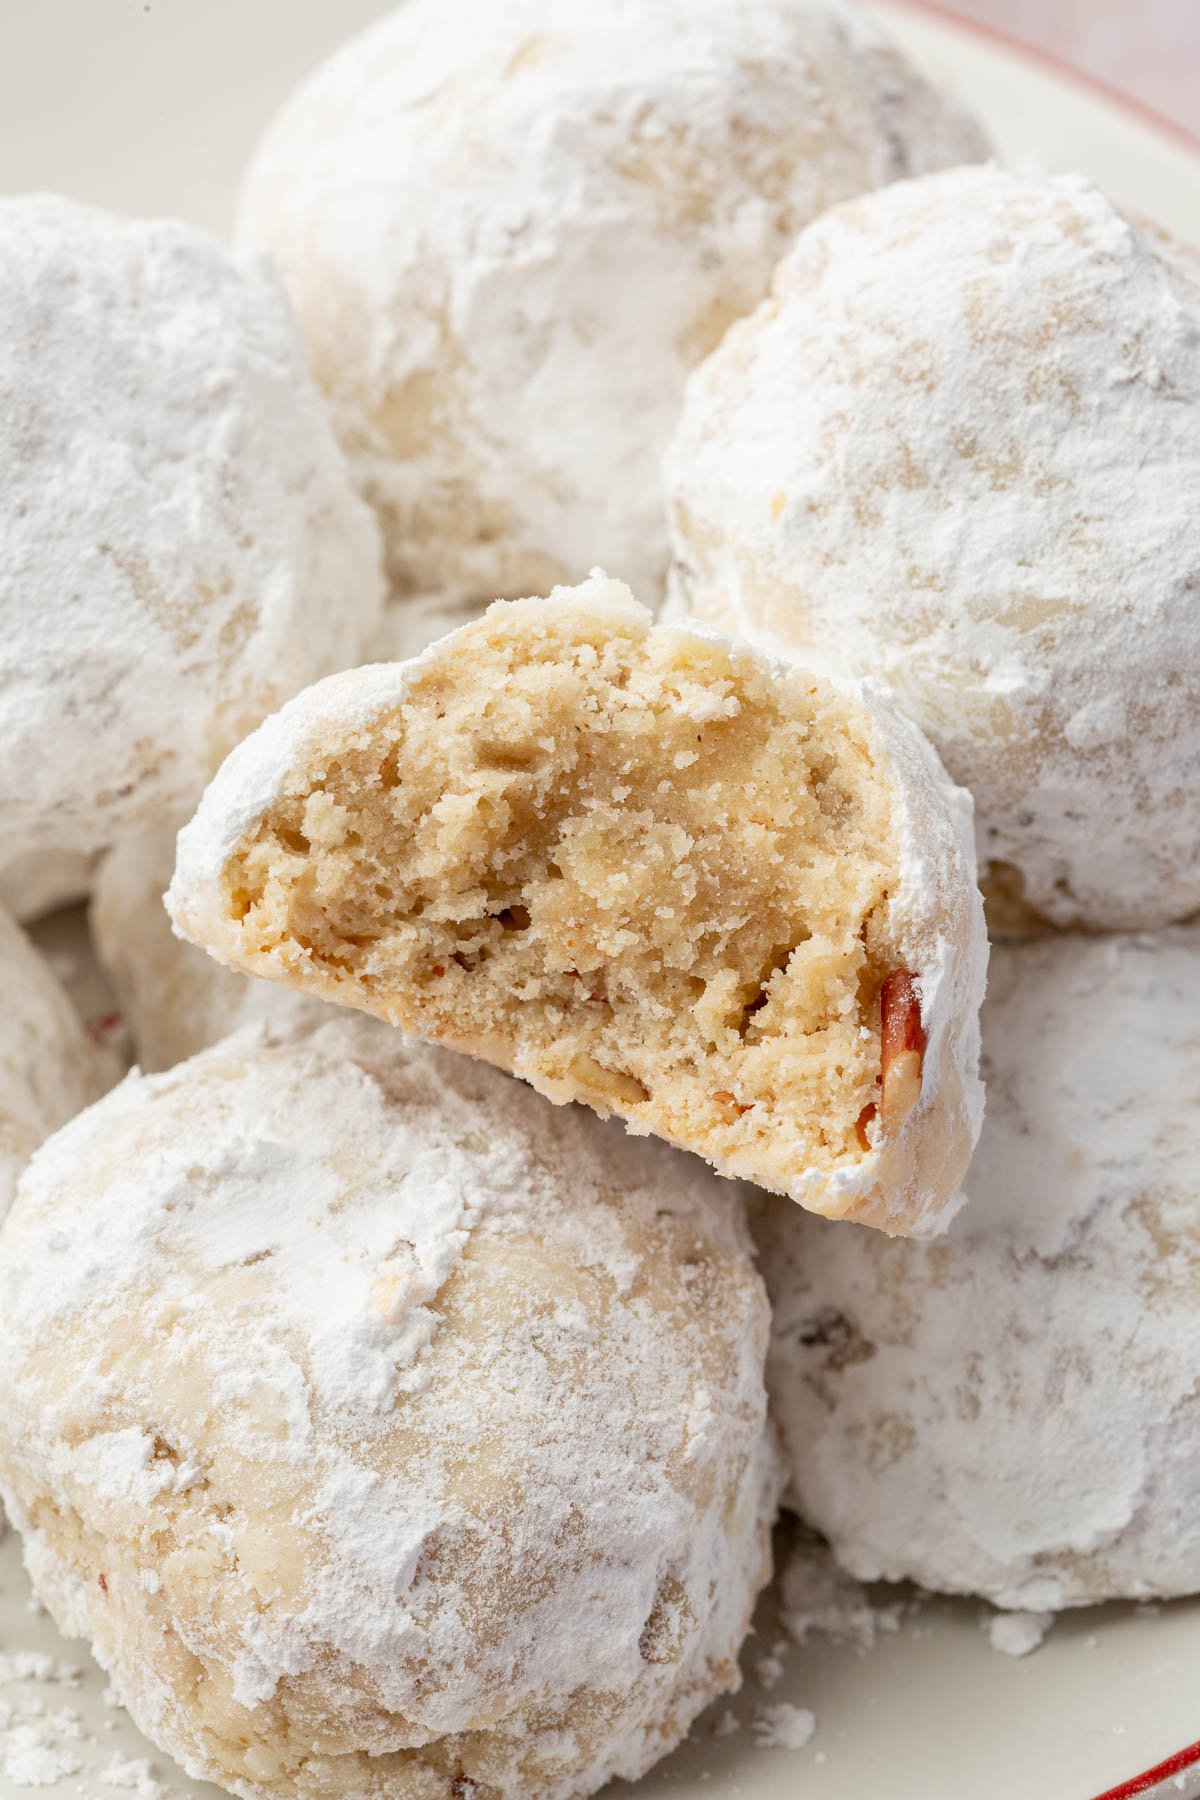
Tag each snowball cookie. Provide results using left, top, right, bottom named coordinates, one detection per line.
left=0, top=851, right=95, bottom=923
left=666, top=166, right=1200, bottom=931
left=0, top=904, right=106, bottom=1222
left=757, top=928, right=1200, bottom=1611
left=92, top=831, right=328, bottom=1072
left=0, top=1016, right=780, bottom=1800
left=235, top=0, right=988, bottom=606
left=168, top=575, right=986, bottom=1235
left=0, top=194, right=385, bottom=867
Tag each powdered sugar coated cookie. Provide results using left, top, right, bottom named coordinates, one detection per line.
left=236, top=0, right=987, bottom=605
left=0, top=195, right=384, bottom=864
left=758, top=929, right=1200, bottom=1610
left=0, top=904, right=107, bottom=1222
left=167, top=576, right=986, bottom=1235
left=667, top=166, right=1200, bottom=929
left=0, top=1016, right=779, bottom=1800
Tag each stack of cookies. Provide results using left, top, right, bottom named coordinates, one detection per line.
left=0, top=3, right=1196, bottom=1798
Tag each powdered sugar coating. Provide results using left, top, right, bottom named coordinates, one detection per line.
left=758, top=929, right=1200, bottom=1610
left=0, top=853, right=95, bottom=925
left=235, top=0, right=987, bottom=605
left=0, top=195, right=385, bottom=864
left=0, top=904, right=107, bottom=1224
left=0, top=1015, right=779, bottom=1800
left=666, top=165, right=1200, bottom=929
left=92, top=832, right=328, bottom=1073
left=167, top=574, right=986, bottom=1235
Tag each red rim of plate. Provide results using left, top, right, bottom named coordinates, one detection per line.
left=873, top=8, right=1199, bottom=1798
left=877, top=0, right=1200, bottom=155
left=1089, top=1737, right=1200, bottom=1800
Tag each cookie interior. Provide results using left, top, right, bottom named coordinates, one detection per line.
left=222, top=596, right=907, bottom=1192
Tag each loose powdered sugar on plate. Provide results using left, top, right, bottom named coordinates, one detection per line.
left=986, top=1613, right=1055, bottom=1660
left=0, top=1614, right=168, bottom=1797
left=778, top=1529, right=910, bottom=1654
left=751, top=1704, right=816, bottom=1752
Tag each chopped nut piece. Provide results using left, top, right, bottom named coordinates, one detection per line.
left=880, top=971, right=926, bottom=1129
left=713, top=1089, right=752, bottom=1122
left=567, top=1054, right=650, bottom=1112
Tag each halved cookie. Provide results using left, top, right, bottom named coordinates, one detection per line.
left=169, top=575, right=986, bottom=1233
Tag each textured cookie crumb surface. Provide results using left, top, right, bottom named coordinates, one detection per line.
left=170, top=577, right=986, bottom=1233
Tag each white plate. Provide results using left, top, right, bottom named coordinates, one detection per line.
left=1, top=7, right=1199, bottom=1800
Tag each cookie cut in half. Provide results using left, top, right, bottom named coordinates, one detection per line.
left=169, top=576, right=986, bottom=1234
